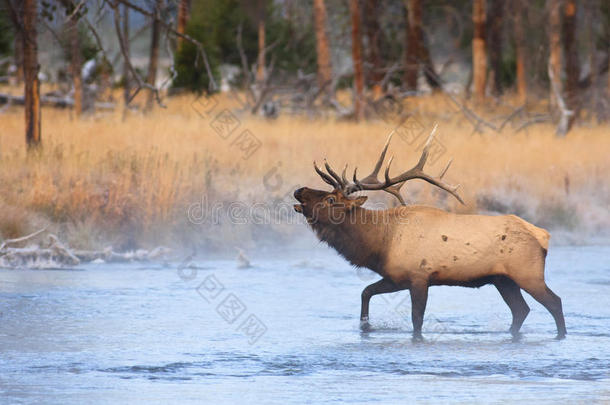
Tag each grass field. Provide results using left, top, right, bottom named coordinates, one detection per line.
left=1, top=87, right=609, bottom=252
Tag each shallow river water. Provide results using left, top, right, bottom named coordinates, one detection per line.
left=1, top=245, right=609, bottom=404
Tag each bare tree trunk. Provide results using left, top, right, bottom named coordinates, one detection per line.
left=68, top=17, right=82, bottom=117
left=256, top=13, right=265, bottom=84
left=313, top=0, right=333, bottom=98
left=176, top=0, right=190, bottom=48
left=364, top=0, right=383, bottom=99
left=548, top=0, right=562, bottom=111
left=4, top=0, right=24, bottom=84
left=145, top=0, right=162, bottom=112
left=122, top=4, right=130, bottom=118
left=563, top=0, right=579, bottom=127
left=349, top=0, right=364, bottom=121
left=23, top=0, right=40, bottom=148
left=404, top=0, right=421, bottom=91
left=14, top=31, right=24, bottom=84
left=584, top=0, right=600, bottom=121
left=548, top=0, right=572, bottom=136
left=513, top=0, right=527, bottom=104
left=604, top=44, right=610, bottom=110
left=487, top=0, right=503, bottom=97
left=420, top=35, right=440, bottom=90
left=472, top=0, right=487, bottom=103
left=403, top=0, right=439, bottom=91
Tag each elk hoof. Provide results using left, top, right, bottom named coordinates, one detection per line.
left=556, top=332, right=566, bottom=340
left=360, top=318, right=371, bottom=332
left=412, top=333, right=424, bottom=342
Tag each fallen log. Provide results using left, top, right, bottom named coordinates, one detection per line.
left=0, top=93, right=115, bottom=110
left=0, top=227, right=48, bottom=250
left=0, top=246, right=79, bottom=268
left=72, top=246, right=172, bottom=263
left=0, top=229, right=171, bottom=269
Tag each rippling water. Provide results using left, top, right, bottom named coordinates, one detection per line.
left=1, top=245, right=609, bottom=403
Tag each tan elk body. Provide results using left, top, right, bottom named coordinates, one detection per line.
left=294, top=127, right=566, bottom=340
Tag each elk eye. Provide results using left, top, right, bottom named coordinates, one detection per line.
left=327, top=197, right=335, bottom=205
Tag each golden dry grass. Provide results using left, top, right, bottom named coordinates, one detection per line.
left=0, top=87, right=609, bottom=250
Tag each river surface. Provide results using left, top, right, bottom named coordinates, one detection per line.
left=1, top=245, right=609, bottom=404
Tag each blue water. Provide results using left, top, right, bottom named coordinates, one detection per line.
left=1, top=245, right=609, bottom=403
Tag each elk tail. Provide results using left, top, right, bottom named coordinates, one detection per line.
left=519, top=218, right=550, bottom=259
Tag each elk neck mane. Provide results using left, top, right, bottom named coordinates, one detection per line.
left=309, top=206, right=393, bottom=271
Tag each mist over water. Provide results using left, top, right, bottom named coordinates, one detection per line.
left=1, top=245, right=609, bottom=403
left=184, top=167, right=610, bottom=255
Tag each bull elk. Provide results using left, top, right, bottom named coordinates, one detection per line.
left=293, top=126, right=566, bottom=340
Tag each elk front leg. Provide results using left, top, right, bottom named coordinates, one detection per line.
left=360, top=278, right=402, bottom=329
left=410, top=280, right=429, bottom=341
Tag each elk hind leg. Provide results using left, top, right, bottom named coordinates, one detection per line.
left=522, top=280, right=566, bottom=339
left=494, top=276, right=530, bottom=336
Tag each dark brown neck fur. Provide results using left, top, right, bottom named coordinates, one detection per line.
left=309, top=207, right=393, bottom=273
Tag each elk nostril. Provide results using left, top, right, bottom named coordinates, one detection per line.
left=294, top=188, right=305, bottom=198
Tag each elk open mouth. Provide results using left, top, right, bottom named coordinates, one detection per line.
left=293, top=188, right=305, bottom=213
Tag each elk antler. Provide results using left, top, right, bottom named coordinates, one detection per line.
left=314, top=124, right=464, bottom=205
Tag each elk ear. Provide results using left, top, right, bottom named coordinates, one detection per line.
left=350, top=196, right=367, bottom=208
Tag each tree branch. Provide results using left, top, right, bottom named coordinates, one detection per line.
left=111, top=2, right=165, bottom=107
left=112, top=0, right=217, bottom=91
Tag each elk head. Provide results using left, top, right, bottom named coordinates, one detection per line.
left=293, top=125, right=464, bottom=223
left=293, top=187, right=368, bottom=225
